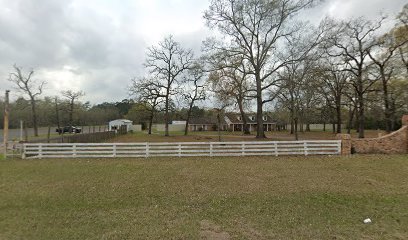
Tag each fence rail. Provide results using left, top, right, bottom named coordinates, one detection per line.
left=22, top=140, right=341, bottom=159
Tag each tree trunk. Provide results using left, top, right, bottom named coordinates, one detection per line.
left=30, top=98, right=39, bottom=137
left=306, top=123, right=310, bottom=132
left=217, top=112, right=222, bottom=142
left=290, top=120, right=294, bottom=134
left=47, top=126, right=51, bottom=143
left=237, top=97, right=250, bottom=134
left=332, top=123, right=336, bottom=133
left=336, top=96, right=342, bottom=133
left=380, top=67, right=391, bottom=133
left=290, top=109, right=294, bottom=134
left=184, top=101, right=194, bottom=136
left=69, top=99, right=74, bottom=125
left=148, top=111, right=154, bottom=135
left=357, top=93, right=365, bottom=138
left=347, top=106, right=356, bottom=134
left=255, top=72, right=265, bottom=138
left=294, top=117, right=299, bottom=140
left=357, top=73, right=365, bottom=138
left=164, top=94, right=169, bottom=137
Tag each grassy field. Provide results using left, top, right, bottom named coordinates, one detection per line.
left=1, top=155, right=407, bottom=239
left=110, top=129, right=385, bottom=143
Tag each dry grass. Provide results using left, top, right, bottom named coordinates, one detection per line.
left=1, top=154, right=407, bottom=239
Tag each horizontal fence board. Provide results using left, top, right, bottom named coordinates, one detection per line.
left=22, top=140, right=341, bottom=159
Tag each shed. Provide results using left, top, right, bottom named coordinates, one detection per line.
left=108, top=119, right=133, bottom=132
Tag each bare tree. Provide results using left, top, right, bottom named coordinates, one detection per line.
left=145, top=35, right=194, bottom=136
left=61, top=90, right=85, bottom=126
left=182, top=64, right=206, bottom=136
left=278, top=58, right=317, bottom=140
left=276, top=24, right=324, bottom=140
left=129, top=77, right=163, bottom=135
left=368, top=33, right=407, bottom=132
left=326, top=17, right=384, bottom=138
left=315, top=59, right=350, bottom=133
left=204, top=0, right=320, bottom=138
left=8, top=65, right=46, bottom=137
left=208, top=54, right=252, bottom=134
left=395, top=4, right=408, bottom=75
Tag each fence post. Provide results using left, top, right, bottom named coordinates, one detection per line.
left=241, top=143, right=245, bottom=156
left=178, top=144, right=181, bottom=157
left=274, top=142, right=278, bottom=156
left=113, top=144, right=117, bottom=157
left=210, top=143, right=213, bottom=157
left=73, top=144, right=77, bottom=157
left=304, top=142, right=308, bottom=156
left=145, top=143, right=149, bottom=158
left=337, top=141, right=341, bottom=154
left=22, top=144, right=26, bottom=159
left=38, top=143, right=43, bottom=159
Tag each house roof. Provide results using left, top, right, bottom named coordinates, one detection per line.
left=109, top=119, right=133, bottom=124
left=189, top=116, right=224, bottom=125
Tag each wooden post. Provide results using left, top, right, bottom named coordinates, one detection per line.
left=113, top=144, right=116, bottom=157
left=47, top=126, right=51, bottom=143
left=210, top=143, right=213, bottom=157
left=304, top=142, right=308, bottom=156
left=3, top=90, right=10, bottom=159
left=145, top=143, right=149, bottom=157
left=24, top=123, right=28, bottom=142
left=38, top=143, right=43, bottom=159
left=274, top=142, right=278, bottom=156
left=20, top=120, right=23, bottom=142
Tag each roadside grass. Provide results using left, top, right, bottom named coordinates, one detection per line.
left=1, top=155, right=407, bottom=239
left=110, top=129, right=385, bottom=143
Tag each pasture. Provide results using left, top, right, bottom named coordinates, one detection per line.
left=110, top=129, right=385, bottom=143
left=1, top=154, right=407, bottom=239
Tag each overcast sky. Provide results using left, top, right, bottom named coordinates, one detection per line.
left=0, top=0, right=406, bottom=104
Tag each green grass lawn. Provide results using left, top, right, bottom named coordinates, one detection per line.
left=1, top=155, right=407, bottom=239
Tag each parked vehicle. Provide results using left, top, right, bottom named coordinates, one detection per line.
left=56, top=126, right=82, bottom=134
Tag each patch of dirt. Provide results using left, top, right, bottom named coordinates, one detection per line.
left=200, top=220, right=230, bottom=240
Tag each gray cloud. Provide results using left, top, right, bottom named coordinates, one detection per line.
left=0, top=0, right=405, bottom=104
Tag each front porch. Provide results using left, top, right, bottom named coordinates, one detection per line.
left=230, top=123, right=276, bottom=132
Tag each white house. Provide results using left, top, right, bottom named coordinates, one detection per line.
left=108, top=119, right=133, bottom=132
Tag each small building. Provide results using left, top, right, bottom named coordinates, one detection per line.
left=108, top=119, right=133, bottom=132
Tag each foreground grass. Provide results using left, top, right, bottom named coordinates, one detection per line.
left=1, top=155, right=407, bottom=239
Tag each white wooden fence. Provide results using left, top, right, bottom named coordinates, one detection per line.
left=22, top=140, right=341, bottom=159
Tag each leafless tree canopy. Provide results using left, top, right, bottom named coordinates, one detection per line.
left=61, top=90, right=85, bottom=125
left=144, top=35, right=195, bottom=136
left=204, top=0, right=320, bottom=138
left=8, top=64, right=46, bottom=136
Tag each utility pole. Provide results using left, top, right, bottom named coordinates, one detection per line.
left=3, top=90, right=10, bottom=159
